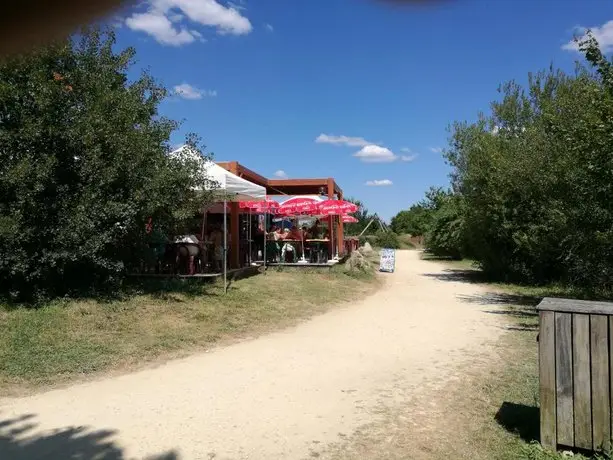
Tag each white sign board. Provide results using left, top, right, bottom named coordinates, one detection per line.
left=379, top=248, right=396, bottom=273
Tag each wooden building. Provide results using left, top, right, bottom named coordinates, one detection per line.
left=216, top=161, right=345, bottom=269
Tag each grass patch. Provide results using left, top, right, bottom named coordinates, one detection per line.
left=421, top=254, right=613, bottom=302
left=0, top=267, right=381, bottom=394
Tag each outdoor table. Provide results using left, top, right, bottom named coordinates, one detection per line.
left=279, top=239, right=302, bottom=262
left=306, top=239, right=329, bottom=263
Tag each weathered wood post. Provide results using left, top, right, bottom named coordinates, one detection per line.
left=537, top=298, right=613, bottom=453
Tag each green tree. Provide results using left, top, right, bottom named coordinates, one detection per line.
left=391, top=186, right=453, bottom=237
left=0, top=28, right=214, bottom=301
left=443, top=31, right=613, bottom=287
left=424, top=194, right=465, bottom=259
left=390, top=205, right=429, bottom=236
left=344, top=197, right=378, bottom=236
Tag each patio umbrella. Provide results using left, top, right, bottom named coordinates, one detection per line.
left=318, top=200, right=359, bottom=215
left=278, top=197, right=319, bottom=215
left=342, top=215, right=359, bottom=223
left=277, top=198, right=321, bottom=263
left=317, top=200, right=360, bottom=260
left=239, top=197, right=280, bottom=267
left=240, top=198, right=280, bottom=214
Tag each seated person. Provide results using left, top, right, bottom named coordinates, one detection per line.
left=280, top=241, right=296, bottom=262
left=284, top=225, right=302, bottom=241
left=268, top=225, right=281, bottom=240
left=208, top=225, right=225, bottom=272
left=309, top=219, right=322, bottom=239
left=301, top=225, right=310, bottom=239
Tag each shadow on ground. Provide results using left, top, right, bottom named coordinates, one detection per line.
left=422, top=269, right=489, bottom=284
left=0, top=414, right=179, bottom=460
left=503, top=322, right=539, bottom=332
left=457, top=292, right=541, bottom=307
left=495, top=402, right=540, bottom=443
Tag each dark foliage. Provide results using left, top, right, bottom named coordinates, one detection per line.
left=0, top=28, right=214, bottom=301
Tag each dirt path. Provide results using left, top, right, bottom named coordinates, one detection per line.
left=0, top=251, right=505, bottom=460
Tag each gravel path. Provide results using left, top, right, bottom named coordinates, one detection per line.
left=0, top=251, right=504, bottom=460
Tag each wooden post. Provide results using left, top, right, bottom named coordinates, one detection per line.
left=555, top=312, right=574, bottom=447
left=229, top=162, right=240, bottom=269
left=327, top=178, right=334, bottom=257
left=539, top=310, right=556, bottom=449
left=573, top=314, right=592, bottom=449
left=591, top=315, right=610, bottom=452
left=337, top=189, right=344, bottom=256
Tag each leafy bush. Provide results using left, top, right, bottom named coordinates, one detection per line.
left=424, top=195, right=464, bottom=259
left=396, top=33, right=613, bottom=290
left=374, top=231, right=400, bottom=249
left=0, top=28, right=214, bottom=301
left=391, top=205, right=430, bottom=236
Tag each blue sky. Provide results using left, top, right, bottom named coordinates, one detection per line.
left=113, top=0, right=613, bottom=220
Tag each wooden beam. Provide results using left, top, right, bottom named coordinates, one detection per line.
left=537, top=298, right=613, bottom=315
left=268, top=178, right=330, bottom=187
left=334, top=180, right=343, bottom=197
left=591, top=315, right=610, bottom=452
left=539, top=310, right=557, bottom=449
left=573, top=314, right=592, bottom=449
left=236, top=164, right=269, bottom=187
left=555, top=312, right=574, bottom=447
left=337, top=189, right=344, bottom=255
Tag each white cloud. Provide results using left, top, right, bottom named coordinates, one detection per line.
left=126, top=11, right=196, bottom=46
left=562, top=20, right=613, bottom=53
left=316, top=134, right=418, bottom=163
left=354, top=145, right=398, bottom=163
left=174, top=83, right=216, bottom=100
left=315, top=133, right=371, bottom=147
left=274, top=170, right=288, bottom=179
left=125, top=0, right=252, bottom=46
left=228, top=1, right=247, bottom=11
left=190, top=29, right=206, bottom=42
left=265, top=23, right=274, bottom=32
left=365, top=179, right=393, bottom=186
left=353, top=145, right=419, bottom=163
left=429, top=146, right=443, bottom=153
left=169, top=12, right=184, bottom=23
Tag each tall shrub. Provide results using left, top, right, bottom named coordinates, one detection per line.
left=0, top=28, right=214, bottom=300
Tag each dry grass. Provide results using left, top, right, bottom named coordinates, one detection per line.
left=0, top=267, right=381, bottom=395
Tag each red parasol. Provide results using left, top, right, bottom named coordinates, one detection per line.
left=342, top=215, right=358, bottom=223
left=239, top=197, right=280, bottom=214
left=278, top=197, right=321, bottom=216
left=317, top=200, right=359, bottom=216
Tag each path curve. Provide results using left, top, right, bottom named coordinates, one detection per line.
left=0, top=251, right=504, bottom=460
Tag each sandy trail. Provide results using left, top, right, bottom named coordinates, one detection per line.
left=0, top=251, right=504, bottom=460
